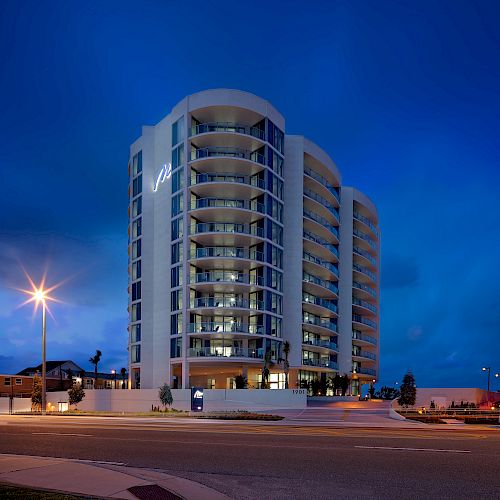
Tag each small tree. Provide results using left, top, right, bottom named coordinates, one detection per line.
left=120, top=367, right=127, bottom=389
left=282, top=341, right=290, bottom=389
left=31, top=375, right=42, bottom=412
left=340, top=374, right=350, bottom=396
left=159, top=383, right=173, bottom=409
left=89, top=350, right=102, bottom=388
left=310, top=378, right=321, bottom=396
left=234, top=375, right=248, bottom=389
left=68, top=384, right=86, bottom=409
left=332, top=374, right=342, bottom=395
left=260, top=350, right=272, bottom=389
left=397, top=371, right=417, bottom=408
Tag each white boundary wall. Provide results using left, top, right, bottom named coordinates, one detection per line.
left=28, top=389, right=308, bottom=412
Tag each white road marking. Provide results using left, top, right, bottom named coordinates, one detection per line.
left=32, top=432, right=92, bottom=437
left=74, top=459, right=126, bottom=466
left=355, top=445, right=471, bottom=453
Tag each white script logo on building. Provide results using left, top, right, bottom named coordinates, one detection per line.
left=153, top=163, right=172, bottom=192
left=193, top=390, right=203, bottom=399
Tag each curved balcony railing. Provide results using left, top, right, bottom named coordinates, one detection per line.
left=303, top=252, right=339, bottom=276
left=190, top=272, right=265, bottom=287
left=353, top=228, right=377, bottom=250
left=303, top=209, right=339, bottom=238
left=353, top=246, right=377, bottom=266
left=190, top=223, right=264, bottom=238
left=353, top=263, right=377, bottom=282
left=352, top=330, right=377, bottom=345
left=190, top=246, right=265, bottom=262
left=354, top=211, right=379, bottom=237
left=191, top=297, right=265, bottom=310
left=190, top=197, right=265, bottom=214
left=191, top=147, right=266, bottom=166
left=303, top=188, right=340, bottom=220
left=190, top=122, right=266, bottom=141
left=190, top=173, right=266, bottom=190
left=302, top=358, right=338, bottom=370
left=303, top=293, right=338, bottom=313
left=303, top=314, right=337, bottom=332
left=353, top=350, right=377, bottom=360
left=302, top=271, right=338, bottom=294
left=352, top=297, right=377, bottom=314
left=303, top=231, right=339, bottom=257
left=304, top=166, right=340, bottom=202
left=188, top=322, right=265, bottom=335
left=353, top=281, right=377, bottom=297
left=303, top=338, right=338, bottom=350
left=352, top=314, right=377, bottom=329
left=188, top=347, right=264, bottom=359
left=353, top=367, right=377, bottom=376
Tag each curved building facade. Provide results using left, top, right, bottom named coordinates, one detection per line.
left=128, top=89, right=380, bottom=395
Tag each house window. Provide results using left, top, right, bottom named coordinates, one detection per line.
left=4, top=377, right=11, bottom=386
left=15, top=378, right=22, bottom=385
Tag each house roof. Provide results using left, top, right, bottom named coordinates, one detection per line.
left=17, top=361, right=83, bottom=376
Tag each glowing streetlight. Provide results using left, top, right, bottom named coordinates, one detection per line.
left=482, top=367, right=491, bottom=394
left=18, top=271, right=61, bottom=415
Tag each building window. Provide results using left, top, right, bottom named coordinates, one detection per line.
left=15, top=378, right=22, bottom=385
left=266, top=292, right=282, bottom=315
left=170, top=338, right=183, bottom=358
left=172, top=193, right=183, bottom=216
left=171, top=167, right=183, bottom=193
left=132, top=151, right=142, bottom=176
left=208, top=378, right=216, bottom=389
left=131, top=344, right=141, bottom=363
left=171, top=290, right=182, bottom=311
left=172, top=144, right=185, bottom=169
left=131, top=303, right=141, bottom=322
left=267, top=268, right=282, bottom=291
left=132, top=218, right=142, bottom=239
left=133, top=174, right=142, bottom=197
left=267, top=121, right=284, bottom=155
left=172, top=116, right=185, bottom=146
left=132, top=197, right=142, bottom=217
left=132, top=260, right=141, bottom=280
left=131, top=324, right=141, bottom=343
left=4, top=377, right=11, bottom=386
left=171, top=313, right=182, bottom=335
left=132, top=239, right=141, bottom=259
left=267, top=221, right=283, bottom=246
left=171, top=218, right=183, bottom=240
left=131, top=281, right=141, bottom=301
left=171, top=242, right=183, bottom=264
left=267, top=243, right=283, bottom=268
left=171, top=266, right=182, bottom=287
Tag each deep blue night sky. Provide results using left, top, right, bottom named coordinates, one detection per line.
left=1, top=0, right=499, bottom=388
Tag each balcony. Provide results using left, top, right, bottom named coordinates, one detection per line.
left=189, top=173, right=266, bottom=193
left=303, top=338, right=338, bottom=351
left=353, top=263, right=377, bottom=282
left=352, top=350, right=377, bottom=361
left=304, top=165, right=340, bottom=203
left=188, top=322, right=265, bottom=335
left=352, top=330, right=377, bottom=345
left=353, top=228, right=377, bottom=250
left=352, top=297, right=377, bottom=314
left=303, top=251, right=339, bottom=276
left=190, top=246, right=265, bottom=265
left=303, top=188, right=340, bottom=221
left=303, top=314, right=337, bottom=333
left=303, top=293, right=338, bottom=314
left=303, top=231, right=339, bottom=260
left=353, top=211, right=379, bottom=238
left=353, top=367, right=377, bottom=376
left=352, top=314, right=377, bottom=330
left=303, top=209, right=339, bottom=240
left=189, top=222, right=264, bottom=246
left=303, top=271, right=338, bottom=295
left=189, top=271, right=265, bottom=290
left=302, top=358, right=338, bottom=370
left=190, top=122, right=266, bottom=141
left=353, top=281, right=377, bottom=298
left=190, top=147, right=266, bottom=166
left=353, top=246, right=377, bottom=267
left=190, top=198, right=265, bottom=222
left=188, top=347, right=264, bottom=359
left=190, top=297, right=265, bottom=311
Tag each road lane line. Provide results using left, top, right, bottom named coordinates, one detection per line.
left=354, top=445, right=471, bottom=453
left=32, top=432, right=93, bottom=437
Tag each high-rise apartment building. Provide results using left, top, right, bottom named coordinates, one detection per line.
left=128, top=89, right=380, bottom=395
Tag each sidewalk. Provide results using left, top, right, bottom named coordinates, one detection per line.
left=0, top=454, right=229, bottom=499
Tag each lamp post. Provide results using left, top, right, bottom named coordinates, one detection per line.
left=482, top=367, right=491, bottom=394
left=111, top=369, right=116, bottom=389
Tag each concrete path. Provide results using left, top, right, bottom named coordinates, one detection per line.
left=0, top=453, right=229, bottom=499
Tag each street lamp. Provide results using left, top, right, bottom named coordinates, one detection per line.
left=111, top=369, right=116, bottom=389
left=18, top=272, right=60, bottom=416
left=482, top=367, right=491, bottom=394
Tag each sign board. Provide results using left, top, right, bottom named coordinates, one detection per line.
left=191, top=387, right=204, bottom=412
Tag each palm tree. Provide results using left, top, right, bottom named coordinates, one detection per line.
left=281, top=341, right=291, bottom=389
left=89, top=350, right=102, bottom=389
left=120, top=367, right=127, bottom=389
left=261, top=350, right=272, bottom=389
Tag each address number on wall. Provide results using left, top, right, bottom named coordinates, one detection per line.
left=292, top=389, right=306, bottom=395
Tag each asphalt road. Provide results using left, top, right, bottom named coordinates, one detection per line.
left=1, top=416, right=499, bottom=499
